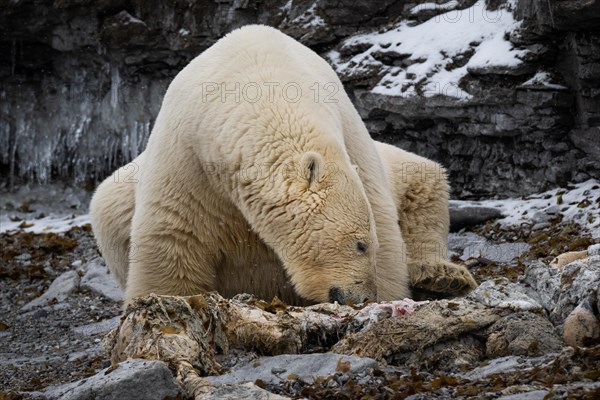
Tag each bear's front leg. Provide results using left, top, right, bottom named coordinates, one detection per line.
left=374, top=141, right=478, bottom=297
left=393, top=154, right=477, bottom=297
left=124, top=195, right=223, bottom=306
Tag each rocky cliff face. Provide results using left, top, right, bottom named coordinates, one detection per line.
left=1, top=0, right=598, bottom=196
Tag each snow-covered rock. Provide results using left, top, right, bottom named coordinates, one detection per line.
left=208, top=353, right=378, bottom=386
left=589, top=244, right=600, bottom=257
left=72, top=316, right=121, bottom=336
left=520, top=71, right=568, bottom=91
left=21, top=270, right=80, bottom=311
left=553, top=258, right=600, bottom=325
left=80, top=258, right=123, bottom=302
left=467, top=279, right=542, bottom=311
left=454, top=180, right=600, bottom=238
left=330, top=0, right=525, bottom=98
left=461, top=354, right=549, bottom=381
left=523, top=261, right=561, bottom=311
left=203, top=382, right=291, bottom=400
left=449, top=232, right=530, bottom=263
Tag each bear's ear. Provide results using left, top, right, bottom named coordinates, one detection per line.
left=300, top=151, right=323, bottom=185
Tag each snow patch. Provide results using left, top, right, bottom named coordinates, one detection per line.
left=289, top=3, right=326, bottom=29
left=120, top=12, right=145, bottom=26
left=0, top=213, right=91, bottom=234
left=328, top=0, right=525, bottom=99
left=453, top=180, right=600, bottom=238
left=281, top=0, right=293, bottom=12
left=520, top=71, right=568, bottom=90
left=409, top=1, right=460, bottom=15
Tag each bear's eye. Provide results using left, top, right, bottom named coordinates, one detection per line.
left=356, top=241, right=368, bottom=254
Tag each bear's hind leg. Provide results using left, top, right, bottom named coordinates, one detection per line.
left=89, top=168, right=137, bottom=289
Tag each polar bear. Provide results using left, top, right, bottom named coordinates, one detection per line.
left=90, top=25, right=476, bottom=306
left=91, top=144, right=476, bottom=304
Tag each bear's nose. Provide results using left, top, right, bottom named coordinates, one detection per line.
left=328, top=287, right=344, bottom=303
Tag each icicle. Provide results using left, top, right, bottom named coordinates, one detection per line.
left=11, top=40, right=16, bottom=77
left=110, top=67, right=120, bottom=109
left=130, top=121, right=139, bottom=159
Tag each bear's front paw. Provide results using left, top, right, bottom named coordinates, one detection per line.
left=409, top=260, right=478, bottom=297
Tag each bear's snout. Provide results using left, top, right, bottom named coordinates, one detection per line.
left=328, top=286, right=375, bottom=305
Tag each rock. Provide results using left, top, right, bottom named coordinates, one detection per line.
left=468, top=279, right=542, bottom=312
left=407, top=0, right=462, bottom=23
left=80, top=258, right=123, bottom=302
left=523, top=261, right=561, bottom=312
left=531, top=210, right=550, bottom=224
left=496, top=390, right=550, bottom=400
left=502, top=382, right=576, bottom=399
left=485, top=312, right=563, bottom=358
left=21, top=270, right=80, bottom=311
left=100, top=11, right=149, bottom=46
left=448, top=232, right=487, bottom=255
left=589, top=244, right=600, bottom=257
left=569, top=127, right=600, bottom=159
left=461, top=355, right=547, bottom=381
left=64, top=192, right=82, bottom=209
left=531, top=222, right=551, bottom=231
left=32, top=309, right=48, bottom=319
left=67, top=345, right=105, bottom=362
left=468, top=242, right=530, bottom=264
left=552, top=259, right=600, bottom=325
left=72, top=316, right=121, bottom=336
left=517, top=0, right=600, bottom=31
left=545, top=205, right=561, bottom=215
left=203, top=382, right=291, bottom=400
left=280, top=2, right=334, bottom=46
left=208, top=353, right=378, bottom=386
left=14, top=253, right=32, bottom=262
left=449, top=232, right=530, bottom=264
left=42, top=359, right=185, bottom=400
left=467, top=63, right=536, bottom=77
left=563, top=300, right=600, bottom=347
left=448, top=202, right=504, bottom=231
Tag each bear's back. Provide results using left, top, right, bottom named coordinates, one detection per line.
left=167, top=25, right=340, bottom=101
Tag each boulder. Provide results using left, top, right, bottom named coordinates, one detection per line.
left=42, top=359, right=185, bottom=400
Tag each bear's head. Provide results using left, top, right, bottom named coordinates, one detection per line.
left=283, top=150, right=378, bottom=304
left=243, top=145, right=378, bottom=305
